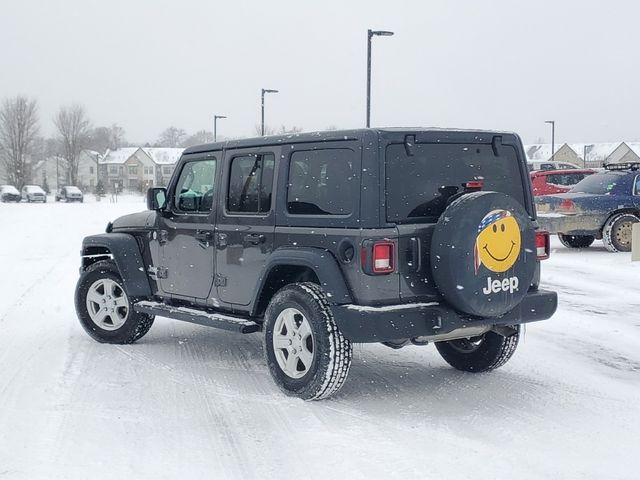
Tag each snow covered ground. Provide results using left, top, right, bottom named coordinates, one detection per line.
left=1, top=196, right=639, bottom=480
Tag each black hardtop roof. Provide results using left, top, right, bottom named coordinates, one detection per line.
left=182, top=127, right=520, bottom=155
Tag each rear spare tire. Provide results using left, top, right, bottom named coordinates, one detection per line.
left=430, top=191, right=536, bottom=317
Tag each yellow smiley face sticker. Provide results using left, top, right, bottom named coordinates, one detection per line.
left=474, top=210, right=521, bottom=273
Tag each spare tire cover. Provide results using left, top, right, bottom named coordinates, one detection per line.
left=430, top=191, right=536, bottom=317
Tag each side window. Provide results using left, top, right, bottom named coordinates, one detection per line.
left=634, top=175, right=640, bottom=195
left=173, top=159, right=216, bottom=213
left=287, top=149, right=355, bottom=215
left=227, top=153, right=275, bottom=214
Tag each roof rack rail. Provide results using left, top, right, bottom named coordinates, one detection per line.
left=603, top=162, right=640, bottom=171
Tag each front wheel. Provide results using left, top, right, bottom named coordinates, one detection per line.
left=263, top=282, right=352, bottom=400
left=558, top=234, right=595, bottom=249
left=75, top=260, right=154, bottom=344
left=602, top=213, right=639, bottom=252
left=435, top=327, right=520, bottom=372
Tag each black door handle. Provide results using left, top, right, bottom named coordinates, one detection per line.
left=195, top=230, right=213, bottom=242
left=244, top=234, right=266, bottom=245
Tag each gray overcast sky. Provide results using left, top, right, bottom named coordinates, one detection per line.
left=1, top=0, right=638, bottom=145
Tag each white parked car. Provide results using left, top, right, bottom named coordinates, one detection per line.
left=0, top=185, right=21, bottom=202
left=55, top=186, right=84, bottom=202
left=21, top=185, right=47, bottom=203
left=527, top=160, right=581, bottom=171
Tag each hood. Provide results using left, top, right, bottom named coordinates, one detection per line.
left=111, top=211, right=155, bottom=230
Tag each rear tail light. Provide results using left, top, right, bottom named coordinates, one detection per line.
left=373, top=242, right=394, bottom=273
left=361, top=240, right=396, bottom=275
left=535, top=230, right=550, bottom=260
left=557, top=199, right=576, bottom=215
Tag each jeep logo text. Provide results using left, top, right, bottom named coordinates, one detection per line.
left=483, top=276, right=519, bottom=295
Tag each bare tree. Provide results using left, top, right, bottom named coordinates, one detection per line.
left=88, top=123, right=127, bottom=153
left=54, top=105, right=91, bottom=185
left=0, top=96, right=39, bottom=188
left=181, top=130, right=214, bottom=147
left=157, top=126, right=186, bottom=147
left=253, top=124, right=276, bottom=136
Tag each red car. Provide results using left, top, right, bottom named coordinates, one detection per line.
left=530, top=169, right=595, bottom=196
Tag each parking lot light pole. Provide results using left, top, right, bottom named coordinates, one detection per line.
left=367, top=29, right=394, bottom=128
left=261, top=89, right=278, bottom=136
left=214, top=115, right=227, bottom=142
left=545, top=120, right=555, bottom=161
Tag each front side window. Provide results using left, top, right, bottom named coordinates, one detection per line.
left=173, top=159, right=216, bottom=212
left=227, top=153, right=274, bottom=214
left=287, top=149, right=356, bottom=215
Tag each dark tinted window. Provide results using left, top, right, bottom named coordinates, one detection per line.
left=227, top=153, right=274, bottom=214
left=386, top=143, right=526, bottom=223
left=570, top=172, right=623, bottom=194
left=174, top=159, right=216, bottom=212
left=287, top=149, right=356, bottom=215
left=546, top=173, right=587, bottom=186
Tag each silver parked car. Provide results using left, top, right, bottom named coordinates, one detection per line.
left=21, top=185, right=47, bottom=203
left=55, top=186, right=84, bottom=202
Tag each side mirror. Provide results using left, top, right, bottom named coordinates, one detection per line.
left=147, top=187, right=167, bottom=211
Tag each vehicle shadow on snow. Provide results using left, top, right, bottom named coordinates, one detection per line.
left=133, top=324, right=559, bottom=416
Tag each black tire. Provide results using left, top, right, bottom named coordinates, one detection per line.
left=435, top=327, right=520, bottom=373
left=558, top=234, right=595, bottom=249
left=602, top=213, right=639, bottom=252
left=263, top=282, right=352, bottom=401
left=75, top=260, right=154, bottom=344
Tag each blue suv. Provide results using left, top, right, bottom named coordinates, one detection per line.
left=536, top=163, right=640, bottom=252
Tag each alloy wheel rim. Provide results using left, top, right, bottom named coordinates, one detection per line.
left=86, top=278, right=129, bottom=331
left=616, top=221, right=633, bottom=246
left=448, top=336, right=484, bottom=354
left=273, top=308, right=314, bottom=379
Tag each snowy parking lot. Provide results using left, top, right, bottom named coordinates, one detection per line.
left=0, top=196, right=639, bottom=480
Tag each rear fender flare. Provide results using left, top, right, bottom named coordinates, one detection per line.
left=251, top=248, right=353, bottom=316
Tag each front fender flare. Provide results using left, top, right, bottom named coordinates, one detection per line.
left=81, top=233, right=152, bottom=299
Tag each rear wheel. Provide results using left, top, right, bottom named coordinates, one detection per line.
left=435, top=328, right=520, bottom=372
left=75, top=260, right=154, bottom=343
left=263, top=282, right=352, bottom=400
left=558, top=234, right=595, bottom=249
left=602, top=213, right=639, bottom=252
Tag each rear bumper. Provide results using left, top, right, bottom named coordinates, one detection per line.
left=331, top=289, right=557, bottom=343
left=537, top=213, right=604, bottom=236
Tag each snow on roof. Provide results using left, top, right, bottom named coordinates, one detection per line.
left=142, top=148, right=184, bottom=165
left=525, top=142, right=623, bottom=161
left=99, top=147, right=183, bottom=165
left=100, top=148, right=141, bottom=165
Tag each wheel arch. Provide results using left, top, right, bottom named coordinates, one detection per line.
left=251, top=248, right=353, bottom=318
left=81, top=233, right=152, bottom=299
left=600, top=208, right=640, bottom=232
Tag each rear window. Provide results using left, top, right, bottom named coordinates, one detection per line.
left=569, top=172, right=622, bottom=194
left=546, top=173, right=588, bottom=186
left=385, top=143, right=526, bottom=223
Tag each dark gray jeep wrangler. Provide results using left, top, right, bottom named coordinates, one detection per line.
left=75, top=128, right=557, bottom=400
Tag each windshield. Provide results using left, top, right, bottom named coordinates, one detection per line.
left=386, top=143, right=527, bottom=223
left=25, top=186, right=44, bottom=193
left=66, top=186, right=81, bottom=193
left=569, top=172, right=622, bottom=194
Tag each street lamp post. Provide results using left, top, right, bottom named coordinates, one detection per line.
left=366, top=29, right=394, bottom=128
left=545, top=120, right=555, bottom=161
left=214, top=115, right=227, bottom=142
left=261, top=89, right=279, bottom=136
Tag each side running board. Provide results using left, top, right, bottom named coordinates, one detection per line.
left=133, top=301, right=261, bottom=334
